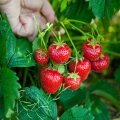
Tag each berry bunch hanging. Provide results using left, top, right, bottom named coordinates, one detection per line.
left=82, top=39, right=110, bottom=72
left=33, top=23, right=110, bottom=95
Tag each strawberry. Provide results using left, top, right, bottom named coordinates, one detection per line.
left=68, top=58, right=91, bottom=81
left=40, top=68, right=63, bottom=94
left=91, top=54, right=110, bottom=72
left=34, top=49, right=49, bottom=65
left=82, top=42, right=102, bottom=61
left=48, top=43, right=71, bottom=64
left=64, top=73, right=82, bottom=90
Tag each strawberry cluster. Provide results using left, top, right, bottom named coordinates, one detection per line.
left=34, top=39, right=110, bottom=94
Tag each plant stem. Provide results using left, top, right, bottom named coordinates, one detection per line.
left=28, top=72, right=35, bottom=85
left=65, top=19, right=89, bottom=26
left=63, top=36, right=120, bottom=44
left=65, top=21, right=93, bottom=38
left=23, top=68, right=28, bottom=88
left=105, top=50, right=120, bottom=57
left=92, top=90, right=120, bottom=110
left=69, top=22, right=87, bottom=36
left=33, top=16, right=47, bottom=50
left=52, top=31, right=59, bottom=42
left=60, top=22, right=78, bottom=59
left=58, top=31, right=62, bottom=42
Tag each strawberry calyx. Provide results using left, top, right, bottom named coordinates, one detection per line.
left=71, top=53, right=84, bottom=61
left=72, top=54, right=84, bottom=62
left=38, top=49, right=48, bottom=55
left=52, top=63, right=65, bottom=74
left=46, top=64, right=54, bottom=70
left=43, top=66, right=58, bottom=73
left=67, top=73, right=80, bottom=81
left=78, top=54, right=84, bottom=61
left=53, top=41, right=66, bottom=49
left=87, top=38, right=101, bottom=47
left=99, top=53, right=104, bottom=59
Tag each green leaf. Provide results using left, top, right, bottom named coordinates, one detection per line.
left=89, top=80, right=120, bottom=110
left=104, top=0, right=120, bottom=20
left=63, top=0, right=94, bottom=23
left=53, top=64, right=65, bottom=74
left=32, top=30, right=50, bottom=52
left=106, top=43, right=120, bottom=57
left=58, top=64, right=65, bottom=74
left=89, top=0, right=105, bottom=19
left=89, top=0, right=120, bottom=20
left=0, top=18, right=16, bottom=67
left=43, top=30, right=50, bottom=47
left=0, top=17, right=35, bottom=68
left=91, top=98, right=110, bottom=120
left=0, top=97, right=4, bottom=119
left=114, top=66, right=120, bottom=85
left=60, top=106, right=94, bottom=120
left=16, top=86, right=57, bottom=120
left=59, top=86, right=87, bottom=109
left=0, top=20, right=7, bottom=67
left=32, top=37, right=41, bottom=52
left=8, top=38, right=36, bottom=67
left=60, top=0, right=68, bottom=12
left=89, top=80, right=119, bottom=99
left=0, top=68, right=21, bottom=118
left=6, top=30, right=16, bottom=65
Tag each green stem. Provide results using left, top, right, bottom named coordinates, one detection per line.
left=28, top=72, right=35, bottom=85
left=44, top=23, right=53, bottom=33
left=63, top=36, right=87, bottom=41
left=63, top=36, right=120, bottom=44
left=101, top=41, right=120, bottom=44
left=105, top=50, right=120, bottom=57
left=65, top=19, right=89, bottom=26
left=58, top=31, right=62, bottom=42
left=69, top=22, right=89, bottom=36
left=23, top=68, right=28, bottom=88
left=52, top=31, right=59, bottom=42
left=60, top=22, right=78, bottom=59
left=33, top=16, right=47, bottom=50
left=92, top=90, right=120, bottom=110
left=0, top=15, right=2, bottom=21
left=66, top=22, right=93, bottom=38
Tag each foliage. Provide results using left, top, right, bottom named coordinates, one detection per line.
left=59, top=85, right=87, bottom=109
left=0, top=68, right=20, bottom=118
left=0, top=0, right=120, bottom=119
left=89, top=0, right=120, bottom=20
left=60, top=105, right=94, bottom=120
left=15, top=86, right=57, bottom=120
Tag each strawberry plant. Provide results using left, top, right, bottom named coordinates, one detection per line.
left=0, top=0, right=120, bottom=120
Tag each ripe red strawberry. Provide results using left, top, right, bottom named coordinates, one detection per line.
left=48, top=43, right=71, bottom=64
left=82, top=42, right=102, bottom=61
left=68, top=58, right=91, bottom=81
left=40, top=68, right=63, bottom=94
left=91, top=54, right=110, bottom=72
left=64, top=73, right=82, bottom=90
left=34, top=49, right=49, bottom=65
